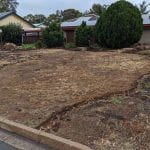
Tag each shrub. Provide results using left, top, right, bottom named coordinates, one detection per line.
left=65, top=42, right=76, bottom=49
left=75, top=21, right=92, bottom=47
left=35, top=40, right=45, bottom=48
left=1, top=23, right=22, bottom=45
left=42, top=22, right=63, bottom=48
left=96, top=0, right=143, bottom=48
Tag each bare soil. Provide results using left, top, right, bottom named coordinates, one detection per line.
left=0, top=49, right=149, bottom=131
left=40, top=74, right=150, bottom=150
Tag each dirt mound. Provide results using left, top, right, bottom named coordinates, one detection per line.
left=2, top=43, right=18, bottom=51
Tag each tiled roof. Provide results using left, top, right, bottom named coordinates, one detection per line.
left=61, top=15, right=99, bottom=27
left=0, top=11, right=12, bottom=20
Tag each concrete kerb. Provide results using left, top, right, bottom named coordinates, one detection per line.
left=0, top=117, right=92, bottom=150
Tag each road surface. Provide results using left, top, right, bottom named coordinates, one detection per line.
left=0, top=129, right=56, bottom=150
left=0, top=141, right=16, bottom=150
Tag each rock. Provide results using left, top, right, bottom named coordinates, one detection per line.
left=121, top=48, right=136, bottom=53
left=51, top=121, right=60, bottom=132
left=136, top=45, right=145, bottom=51
left=3, top=43, right=18, bottom=51
left=144, top=45, right=150, bottom=50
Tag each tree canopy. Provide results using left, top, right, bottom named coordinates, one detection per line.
left=90, top=4, right=107, bottom=15
left=96, top=0, right=143, bottom=48
left=24, top=14, right=46, bottom=24
left=0, top=0, right=19, bottom=12
left=62, top=9, right=82, bottom=21
left=75, top=21, right=92, bottom=47
left=139, top=1, right=150, bottom=15
left=45, top=10, right=62, bottom=25
left=42, top=22, right=63, bottom=48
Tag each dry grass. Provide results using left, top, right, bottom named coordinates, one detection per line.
left=0, top=49, right=149, bottom=127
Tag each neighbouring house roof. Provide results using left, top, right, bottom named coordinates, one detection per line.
left=0, top=11, right=12, bottom=20
left=142, top=14, right=150, bottom=29
left=142, top=14, right=150, bottom=25
left=61, top=14, right=99, bottom=29
left=33, top=23, right=46, bottom=28
left=0, top=11, right=35, bottom=28
left=23, top=28, right=42, bottom=33
left=61, top=14, right=150, bottom=30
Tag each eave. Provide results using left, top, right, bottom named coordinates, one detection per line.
left=144, top=24, right=150, bottom=29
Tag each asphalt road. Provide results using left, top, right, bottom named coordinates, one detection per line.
left=0, top=141, right=17, bottom=150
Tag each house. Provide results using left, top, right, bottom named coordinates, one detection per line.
left=0, top=11, right=35, bottom=29
left=140, top=14, right=150, bottom=44
left=61, top=14, right=150, bottom=44
left=61, top=14, right=99, bottom=43
left=33, top=23, right=46, bottom=29
left=0, top=11, right=43, bottom=44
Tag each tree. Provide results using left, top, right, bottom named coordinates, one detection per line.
left=24, top=14, right=46, bottom=24
left=45, top=10, right=62, bottom=25
left=75, top=21, right=92, bottom=47
left=33, top=14, right=46, bottom=23
left=1, top=23, right=22, bottom=44
left=24, top=14, right=35, bottom=23
left=62, top=9, right=82, bottom=21
left=139, top=1, right=150, bottom=15
left=90, top=4, right=107, bottom=15
left=0, top=0, right=19, bottom=12
left=96, top=0, right=143, bottom=48
left=42, top=22, right=63, bottom=48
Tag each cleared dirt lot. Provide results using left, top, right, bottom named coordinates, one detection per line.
left=41, top=74, right=150, bottom=150
left=0, top=49, right=149, bottom=130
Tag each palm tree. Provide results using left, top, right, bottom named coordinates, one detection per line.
left=139, top=1, right=150, bottom=15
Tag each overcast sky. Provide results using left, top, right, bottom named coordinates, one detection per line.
left=17, top=0, right=149, bottom=17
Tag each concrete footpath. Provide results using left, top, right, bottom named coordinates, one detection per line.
left=0, top=141, right=17, bottom=150
left=0, top=117, right=92, bottom=150
left=0, top=129, right=56, bottom=150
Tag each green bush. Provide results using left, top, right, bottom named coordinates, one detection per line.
left=65, top=42, right=76, bottom=49
left=75, top=21, right=92, bottom=47
left=96, top=0, right=143, bottom=48
left=35, top=40, right=45, bottom=48
left=42, top=22, right=63, bottom=48
left=1, top=23, right=22, bottom=45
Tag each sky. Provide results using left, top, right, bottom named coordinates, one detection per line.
left=17, top=0, right=149, bottom=17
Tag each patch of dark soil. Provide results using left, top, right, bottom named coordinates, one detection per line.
left=39, top=74, right=150, bottom=150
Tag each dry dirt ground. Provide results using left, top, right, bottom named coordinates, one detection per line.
left=0, top=49, right=149, bottom=128
left=41, top=74, right=150, bottom=150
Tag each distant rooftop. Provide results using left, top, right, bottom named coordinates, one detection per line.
left=61, top=14, right=150, bottom=28
left=61, top=14, right=99, bottom=28
left=142, top=14, right=150, bottom=25
left=33, top=23, right=46, bottom=28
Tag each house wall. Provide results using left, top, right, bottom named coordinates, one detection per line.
left=140, top=28, right=150, bottom=44
left=64, top=30, right=75, bottom=43
left=0, top=14, right=33, bottom=29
